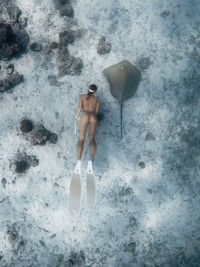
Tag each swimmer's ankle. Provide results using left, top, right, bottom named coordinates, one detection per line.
left=89, top=156, right=94, bottom=162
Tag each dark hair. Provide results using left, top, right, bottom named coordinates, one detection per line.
left=86, top=84, right=97, bottom=100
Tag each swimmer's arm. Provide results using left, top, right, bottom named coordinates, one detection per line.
left=95, top=98, right=100, bottom=114
left=75, top=95, right=83, bottom=119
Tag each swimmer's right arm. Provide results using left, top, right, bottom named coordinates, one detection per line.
left=75, top=95, right=83, bottom=124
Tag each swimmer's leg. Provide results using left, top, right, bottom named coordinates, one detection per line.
left=77, top=113, right=89, bottom=160
left=86, top=117, right=97, bottom=205
left=89, top=117, right=97, bottom=161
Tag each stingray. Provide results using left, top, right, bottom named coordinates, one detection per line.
left=103, top=60, right=141, bottom=139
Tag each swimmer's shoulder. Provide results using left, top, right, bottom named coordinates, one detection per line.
left=79, top=94, right=86, bottom=99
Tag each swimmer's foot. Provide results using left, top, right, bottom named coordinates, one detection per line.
left=87, top=158, right=94, bottom=174
left=89, top=156, right=94, bottom=170
left=74, top=159, right=81, bottom=174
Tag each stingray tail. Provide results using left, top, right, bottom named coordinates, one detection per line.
left=120, top=100, right=123, bottom=139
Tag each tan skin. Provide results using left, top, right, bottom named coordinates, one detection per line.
left=75, top=91, right=100, bottom=160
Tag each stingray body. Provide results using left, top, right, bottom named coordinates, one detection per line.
left=103, top=60, right=141, bottom=138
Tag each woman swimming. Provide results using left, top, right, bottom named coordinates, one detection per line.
left=74, top=84, right=100, bottom=171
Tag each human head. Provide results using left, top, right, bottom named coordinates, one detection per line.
left=88, top=84, right=97, bottom=93
left=86, top=84, right=97, bottom=100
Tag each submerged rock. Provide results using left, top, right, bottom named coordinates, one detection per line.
left=124, top=242, right=136, bottom=253
left=48, top=75, right=60, bottom=86
left=97, top=36, right=111, bottom=54
left=160, top=9, right=171, bottom=18
left=6, top=68, right=13, bottom=75
left=58, top=54, right=83, bottom=76
left=57, top=30, right=83, bottom=76
left=29, top=125, right=51, bottom=145
left=6, top=5, right=22, bottom=23
left=20, top=119, right=34, bottom=133
left=145, top=132, right=156, bottom=141
left=139, top=161, right=145, bottom=168
left=6, top=223, right=19, bottom=241
left=29, top=42, right=42, bottom=51
left=58, top=46, right=70, bottom=61
left=59, top=30, right=75, bottom=46
left=6, top=68, right=14, bottom=75
left=18, top=16, right=28, bottom=27
left=0, top=21, right=29, bottom=60
left=20, top=120, right=58, bottom=146
left=59, top=4, right=74, bottom=17
left=50, top=41, right=59, bottom=50
left=4, top=63, right=14, bottom=69
left=54, top=11, right=83, bottom=76
left=129, top=216, right=137, bottom=227
left=67, top=251, right=85, bottom=266
left=0, top=71, right=23, bottom=93
left=54, top=0, right=74, bottom=17
left=4, top=63, right=14, bottom=75
left=29, top=124, right=58, bottom=146
left=1, top=178, right=7, bottom=188
left=14, top=152, right=39, bottom=173
left=15, top=160, right=29, bottom=173
left=6, top=223, right=27, bottom=255
left=0, top=23, right=10, bottom=43
left=49, top=133, right=58, bottom=144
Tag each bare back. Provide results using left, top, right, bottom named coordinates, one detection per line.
left=82, top=94, right=98, bottom=114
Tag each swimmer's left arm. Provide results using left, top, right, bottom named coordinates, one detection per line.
left=95, top=98, right=100, bottom=114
